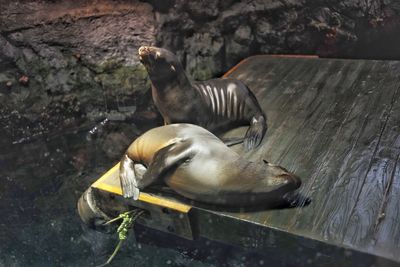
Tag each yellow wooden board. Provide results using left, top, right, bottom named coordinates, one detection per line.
left=91, top=163, right=192, bottom=213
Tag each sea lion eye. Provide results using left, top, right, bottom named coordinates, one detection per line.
left=170, top=65, right=176, bottom=72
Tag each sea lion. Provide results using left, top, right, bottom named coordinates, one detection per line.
left=138, top=46, right=267, bottom=150
left=119, top=124, right=301, bottom=206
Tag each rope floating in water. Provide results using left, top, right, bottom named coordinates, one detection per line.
left=98, top=209, right=146, bottom=266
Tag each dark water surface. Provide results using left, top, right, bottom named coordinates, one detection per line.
left=0, top=119, right=182, bottom=266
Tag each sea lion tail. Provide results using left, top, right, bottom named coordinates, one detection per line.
left=244, top=115, right=267, bottom=150
left=119, top=154, right=141, bottom=200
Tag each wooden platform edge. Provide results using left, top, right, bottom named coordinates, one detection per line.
left=91, top=163, right=191, bottom=213
left=192, top=208, right=400, bottom=267
left=222, top=54, right=318, bottom=77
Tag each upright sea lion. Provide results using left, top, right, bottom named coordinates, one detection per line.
left=120, top=124, right=301, bottom=206
left=138, top=46, right=267, bottom=150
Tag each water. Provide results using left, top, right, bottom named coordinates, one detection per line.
left=0, top=118, right=119, bottom=265
left=0, top=117, right=172, bottom=265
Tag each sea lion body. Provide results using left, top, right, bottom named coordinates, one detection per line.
left=120, top=124, right=301, bottom=206
left=139, top=46, right=267, bottom=150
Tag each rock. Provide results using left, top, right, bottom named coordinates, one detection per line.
left=106, top=111, right=126, bottom=122
left=0, top=35, right=19, bottom=60
left=186, top=1, right=219, bottom=20
left=101, top=132, right=129, bottom=159
left=184, top=32, right=224, bottom=80
left=73, top=53, right=81, bottom=61
left=0, top=0, right=156, bottom=143
left=233, top=25, right=253, bottom=45
left=255, top=18, right=273, bottom=42
left=225, top=37, right=251, bottom=68
left=154, top=0, right=400, bottom=78
left=18, top=75, right=29, bottom=86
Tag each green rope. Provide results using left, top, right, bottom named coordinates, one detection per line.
left=98, top=209, right=145, bottom=267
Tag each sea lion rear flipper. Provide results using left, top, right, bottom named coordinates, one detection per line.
left=244, top=115, right=267, bottom=150
left=141, top=139, right=197, bottom=187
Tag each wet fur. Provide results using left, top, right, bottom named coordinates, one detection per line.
left=119, top=124, right=301, bottom=206
left=138, top=46, right=267, bottom=150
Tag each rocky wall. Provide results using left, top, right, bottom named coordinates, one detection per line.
left=155, top=0, right=400, bottom=79
left=2, top=0, right=400, bottom=146
left=0, top=0, right=157, bottom=147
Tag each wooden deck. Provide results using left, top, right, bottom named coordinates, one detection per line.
left=89, top=55, right=400, bottom=266
left=220, top=55, right=400, bottom=264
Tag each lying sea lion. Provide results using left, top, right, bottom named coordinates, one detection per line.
left=119, top=124, right=301, bottom=206
left=138, top=46, right=267, bottom=150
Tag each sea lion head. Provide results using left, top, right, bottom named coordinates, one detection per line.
left=260, top=161, right=307, bottom=208
left=138, top=46, right=185, bottom=84
left=250, top=160, right=302, bottom=200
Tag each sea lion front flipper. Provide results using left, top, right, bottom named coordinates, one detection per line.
left=120, top=154, right=145, bottom=200
left=282, top=191, right=312, bottom=208
left=244, top=115, right=267, bottom=150
left=140, top=139, right=197, bottom=188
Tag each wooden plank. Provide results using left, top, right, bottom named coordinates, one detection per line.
left=91, top=163, right=192, bottom=213
left=307, top=62, right=400, bottom=244
left=260, top=59, right=369, bottom=228
left=374, top=151, right=400, bottom=261
left=225, top=58, right=368, bottom=226
left=225, top=58, right=345, bottom=223
left=285, top=59, right=382, bottom=234
left=356, top=75, right=400, bottom=260
left=222, top=56, right=400, bottom=260
left=339, top=64, right=400, bottom=245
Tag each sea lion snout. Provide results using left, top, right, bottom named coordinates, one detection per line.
left=279, top=173, right=302, bottom=190
left=138, top=46, right=157, bottom=63
left=138, top=46, right=163, bottom=59
left=253, top=164, right=302, bottom=196
left=138, top=46, right=151, bottom=56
